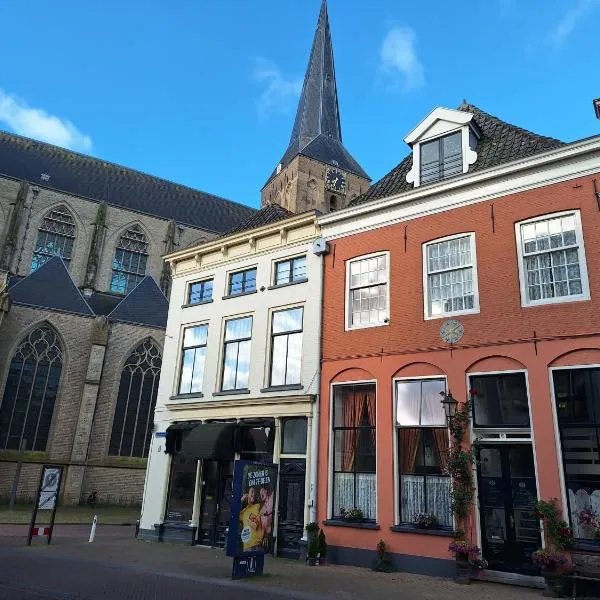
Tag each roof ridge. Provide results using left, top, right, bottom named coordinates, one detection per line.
left=0, top=128, right=252, bottom=212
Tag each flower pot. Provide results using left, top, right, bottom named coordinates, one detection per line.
left=455, top=554, right=471, bottom=584
left=540, top=570, right=567, bottom=598
left=307, top=557, right=317, bottom=566
left=319, top=557, right=327, bottom=565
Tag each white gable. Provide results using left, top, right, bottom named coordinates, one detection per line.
left=404, top=108, right=473, bottom=146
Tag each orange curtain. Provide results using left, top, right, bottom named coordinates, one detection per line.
left=432, top=428, right=449, bottom=473
left=342, top=388, right=360, bottom=471
left=400, top=428, right=421, bottom=473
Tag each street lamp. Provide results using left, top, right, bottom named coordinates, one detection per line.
left=594, top=98, right=600, bottom=120
left=440, top=390, right=458, bottom=424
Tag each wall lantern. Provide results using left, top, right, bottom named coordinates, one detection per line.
left=440, top=390, right=458, bottom=424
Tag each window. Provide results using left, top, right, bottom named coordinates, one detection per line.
left=178, top=325, right=208, bottom=394
left=188, top=280, right=213, bottom=304
left=282, top=418, right=307, bottom=454
left=553, top=368, right=600, bottom=541
left=346, top=253, right=388, bottom=329
left=270, top=307, right=303, bottom=387
left=470, top=373, right=530, bottom=428
left=396, top=378, right=452, bottom=527
left=165, top=453, right=197, bottom=522
left=111, top=226, right=148, bottom=295
left=228, top=268, right=256, bottom=296
left=424, top=233, right=478, bottom=318
left=420, top=132, right=462, bottom=184
left=109, top=339, right=161, bottom=458
left=31, top=206, right=76, bottom=272
left=332, top=383, right=377, bottom=521
left=516, top=212, right=589, bottom=306
left=0, top=325, right=62, bottom=451
left=329, top=196, right=338, bottom=212
left=221, top=316, right=252, bottom=391
left=274, top=256, right=307, bottom=286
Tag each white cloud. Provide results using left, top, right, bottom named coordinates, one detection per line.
left=0, top=89, right=92, bottom=152
left=379, top=26, right=424, bottom=92
left=551, top=0, right=600, bottom=47
left=252, top=58, right=302, bottom=119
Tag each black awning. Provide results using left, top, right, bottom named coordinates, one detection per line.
left=165, top=422, right=196, bottom=455
left=179, top=422, right=237, bottom=460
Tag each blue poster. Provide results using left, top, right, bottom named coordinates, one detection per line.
left=226, top=460, right=278, bottom=558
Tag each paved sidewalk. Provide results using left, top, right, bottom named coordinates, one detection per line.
left=0, top=526, right=548, bottom=600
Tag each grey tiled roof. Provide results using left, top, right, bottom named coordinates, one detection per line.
left=351, top=103, right=566, bottom=206
left=224, top=204, right=294, bottom=236
left=108, top=276, right=168, bottom=329
left=85, top=291, right=123, bottom=316
left=0, top=130, right=256, bottom=233
left=9, top=257, right=94, bottom=316
left=264, top=1, right=368, bottom=187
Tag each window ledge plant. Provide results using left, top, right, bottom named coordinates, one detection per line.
left=340, top=507, right=364, bottom=522
left=414, top=513, right=440, bottom=529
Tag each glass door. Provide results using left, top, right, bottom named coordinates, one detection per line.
left=197, top=460, right=234, bottom=547
left=477, top=445, right=540, bottom=574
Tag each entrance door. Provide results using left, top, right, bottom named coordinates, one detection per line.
left=477, top=445, right=541, bottom=575
left=276, top=459, right=306, bottom=559
left=197, top=460, right=234, bottom=547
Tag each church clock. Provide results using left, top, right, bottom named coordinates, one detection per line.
left=325, top=167, right=347, bottom=194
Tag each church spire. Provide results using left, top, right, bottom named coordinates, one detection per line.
left=289, top=0, right=342, bottom=148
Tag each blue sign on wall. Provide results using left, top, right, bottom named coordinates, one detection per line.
left=226, top=460, right=278, bottom=562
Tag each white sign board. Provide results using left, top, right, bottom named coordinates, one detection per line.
left=37, top=467, right=61, bottom=510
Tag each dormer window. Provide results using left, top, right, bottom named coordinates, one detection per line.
left=405, top=107, right=480, bottom=188
left=420, top=132, right=463, bottom=184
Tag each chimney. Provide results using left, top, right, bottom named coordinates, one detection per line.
left=594, top=98, right=600, bottom=120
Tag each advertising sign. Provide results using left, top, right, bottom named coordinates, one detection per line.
left=27, top=465, right=63, bottom=545
left=226, top=460, right=278, bottom=559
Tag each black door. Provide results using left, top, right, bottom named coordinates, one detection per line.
left=276, top=459, right=306, bottom=559
left=477, top=445, right=541, bottom=575
left=197, top=460, right=234, bottom=547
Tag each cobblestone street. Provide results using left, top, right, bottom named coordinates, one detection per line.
left=0, top=525, right=551, bottom=599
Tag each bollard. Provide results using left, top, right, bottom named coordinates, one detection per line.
left=89, top=514, right=97, bottom=543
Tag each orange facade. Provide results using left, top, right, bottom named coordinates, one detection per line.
left=318, top=174, right=600, bottom=576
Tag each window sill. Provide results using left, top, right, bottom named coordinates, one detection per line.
left=521, top=294, right=591, bottom=309
left=346, top=321, right=389, bottom=332
left=213, top=389, right=251, bottom=396
left=572, top=541, right=600, bottom=553
left=260, top=384, right=304, bottom=393
left=390, top=525, right=455, bottom=537
left=222, top=291, right=257, bottom=300
left=267, top=278, right=308, bottom=290
left=424, top=308, right=480, bottom=321
left=169, top=393, right=204, bottom=401
left=323, top=519, right=380, bottom=530
left=181, top=300, right=213, bottom=308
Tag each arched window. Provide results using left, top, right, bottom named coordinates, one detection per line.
left=109, top=339, right=161, bottom=458
left=110, top=225, right=148, bottom=294
left=31, top=206, right=76, bottom=272
left=0, top=326, right=63, bottom=451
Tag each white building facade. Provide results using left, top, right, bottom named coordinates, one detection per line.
left=139, top=209, right=324, bottom=557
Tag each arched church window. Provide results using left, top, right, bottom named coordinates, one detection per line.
left=109, top=339, right=161, bottom=458
left=30, top=206, right=76, bottom=272
left=329, top=195, right=338, bottom=212
left=0, top=325, right=63, bottom=451
left=110, top=225, right=148, bottom=294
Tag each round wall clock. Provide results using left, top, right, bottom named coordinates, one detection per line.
left=440, top=319, right=464, bottom=344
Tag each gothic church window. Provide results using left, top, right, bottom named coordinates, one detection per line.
left=30, top=206, right=76, bottom=272
left=109, top=339, right=161, bottom=458
left=0, top=325, right=63, bottom=451
left=110, top=226, right=148, bottom=295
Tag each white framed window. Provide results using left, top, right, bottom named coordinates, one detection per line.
left=178, top=324, right=208, bottom=394
left=516, top=211, right=590, bottom=307
left=420, top=132, right=463, bottom=184
left=269, top=307, right=303, bottom=386
left=345, top=252, right=389, bottom=330
left=273, top=256, right=307, bottom=286
left=221, top=316, right=252, bottom=391
left=423, top=233, right=479, bottom=319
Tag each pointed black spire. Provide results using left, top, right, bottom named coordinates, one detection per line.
left=264, top=0, right=368, bottom=187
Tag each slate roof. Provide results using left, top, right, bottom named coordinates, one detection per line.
left=224, top=204, right=294, bottom=235
left=0, top=130, right=256, bottom=233
left=9, top=256, right=94, bottom=316
left=351, top=103, right=566, bottom=206
left=85, top=291, right=123, bottom=317
left=263, top=0, right=368, bottom=187
left=108, top=276, right=168, bottom=329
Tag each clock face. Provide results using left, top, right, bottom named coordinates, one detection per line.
left=325, top=168, right=346, bottom=193
left=439, top=319, right=464, bottom=344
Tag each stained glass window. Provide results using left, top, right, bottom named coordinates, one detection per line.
left=31, top=206, right=76, bottom=272
left=110, top=226, right=148, bottom=295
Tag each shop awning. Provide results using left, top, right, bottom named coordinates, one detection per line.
left=179, top=422, right=237, bottom=460
left=165, top=422, right=196, bottom=455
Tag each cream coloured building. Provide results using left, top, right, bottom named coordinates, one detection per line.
left=139, top=207, right=325, bottom=557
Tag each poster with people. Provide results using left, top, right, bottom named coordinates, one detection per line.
left=226, top=460, right=278, bottom=558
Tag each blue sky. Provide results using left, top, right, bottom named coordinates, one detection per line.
left=0, top=0, right=599, bottom=209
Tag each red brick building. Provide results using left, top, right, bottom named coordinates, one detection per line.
left=316, top=104, right=600, bottom=584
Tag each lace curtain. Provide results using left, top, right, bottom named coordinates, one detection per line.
left=401, top=475, right=452, bottom=527
left=333, top=472, right=377, bottom=521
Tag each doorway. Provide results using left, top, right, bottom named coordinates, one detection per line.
left=276, top=459, right=306, bottom=559
left=477, top=444, right=541, bottom=575
left=197, top=460, right=233, bottom=547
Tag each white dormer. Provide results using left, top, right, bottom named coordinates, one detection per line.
left=405, top=107, right=480, bottom=188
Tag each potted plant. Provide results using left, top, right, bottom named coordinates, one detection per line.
left=532, top=549, right=570, bottom=597
left=371, top=539, right=394, bottom=572
left=305, top=522, right=320, bottom=566
left=340, top=507, right=364, bottom=522
left=317, top=529, right=328, bottom=565
left=470, top=557, right=488, bottom=576
left=414, top=513, right=440, bottom=529
left=448, top=539, right=480, bottom=584
left=578, top=507, right=600, bottom=540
